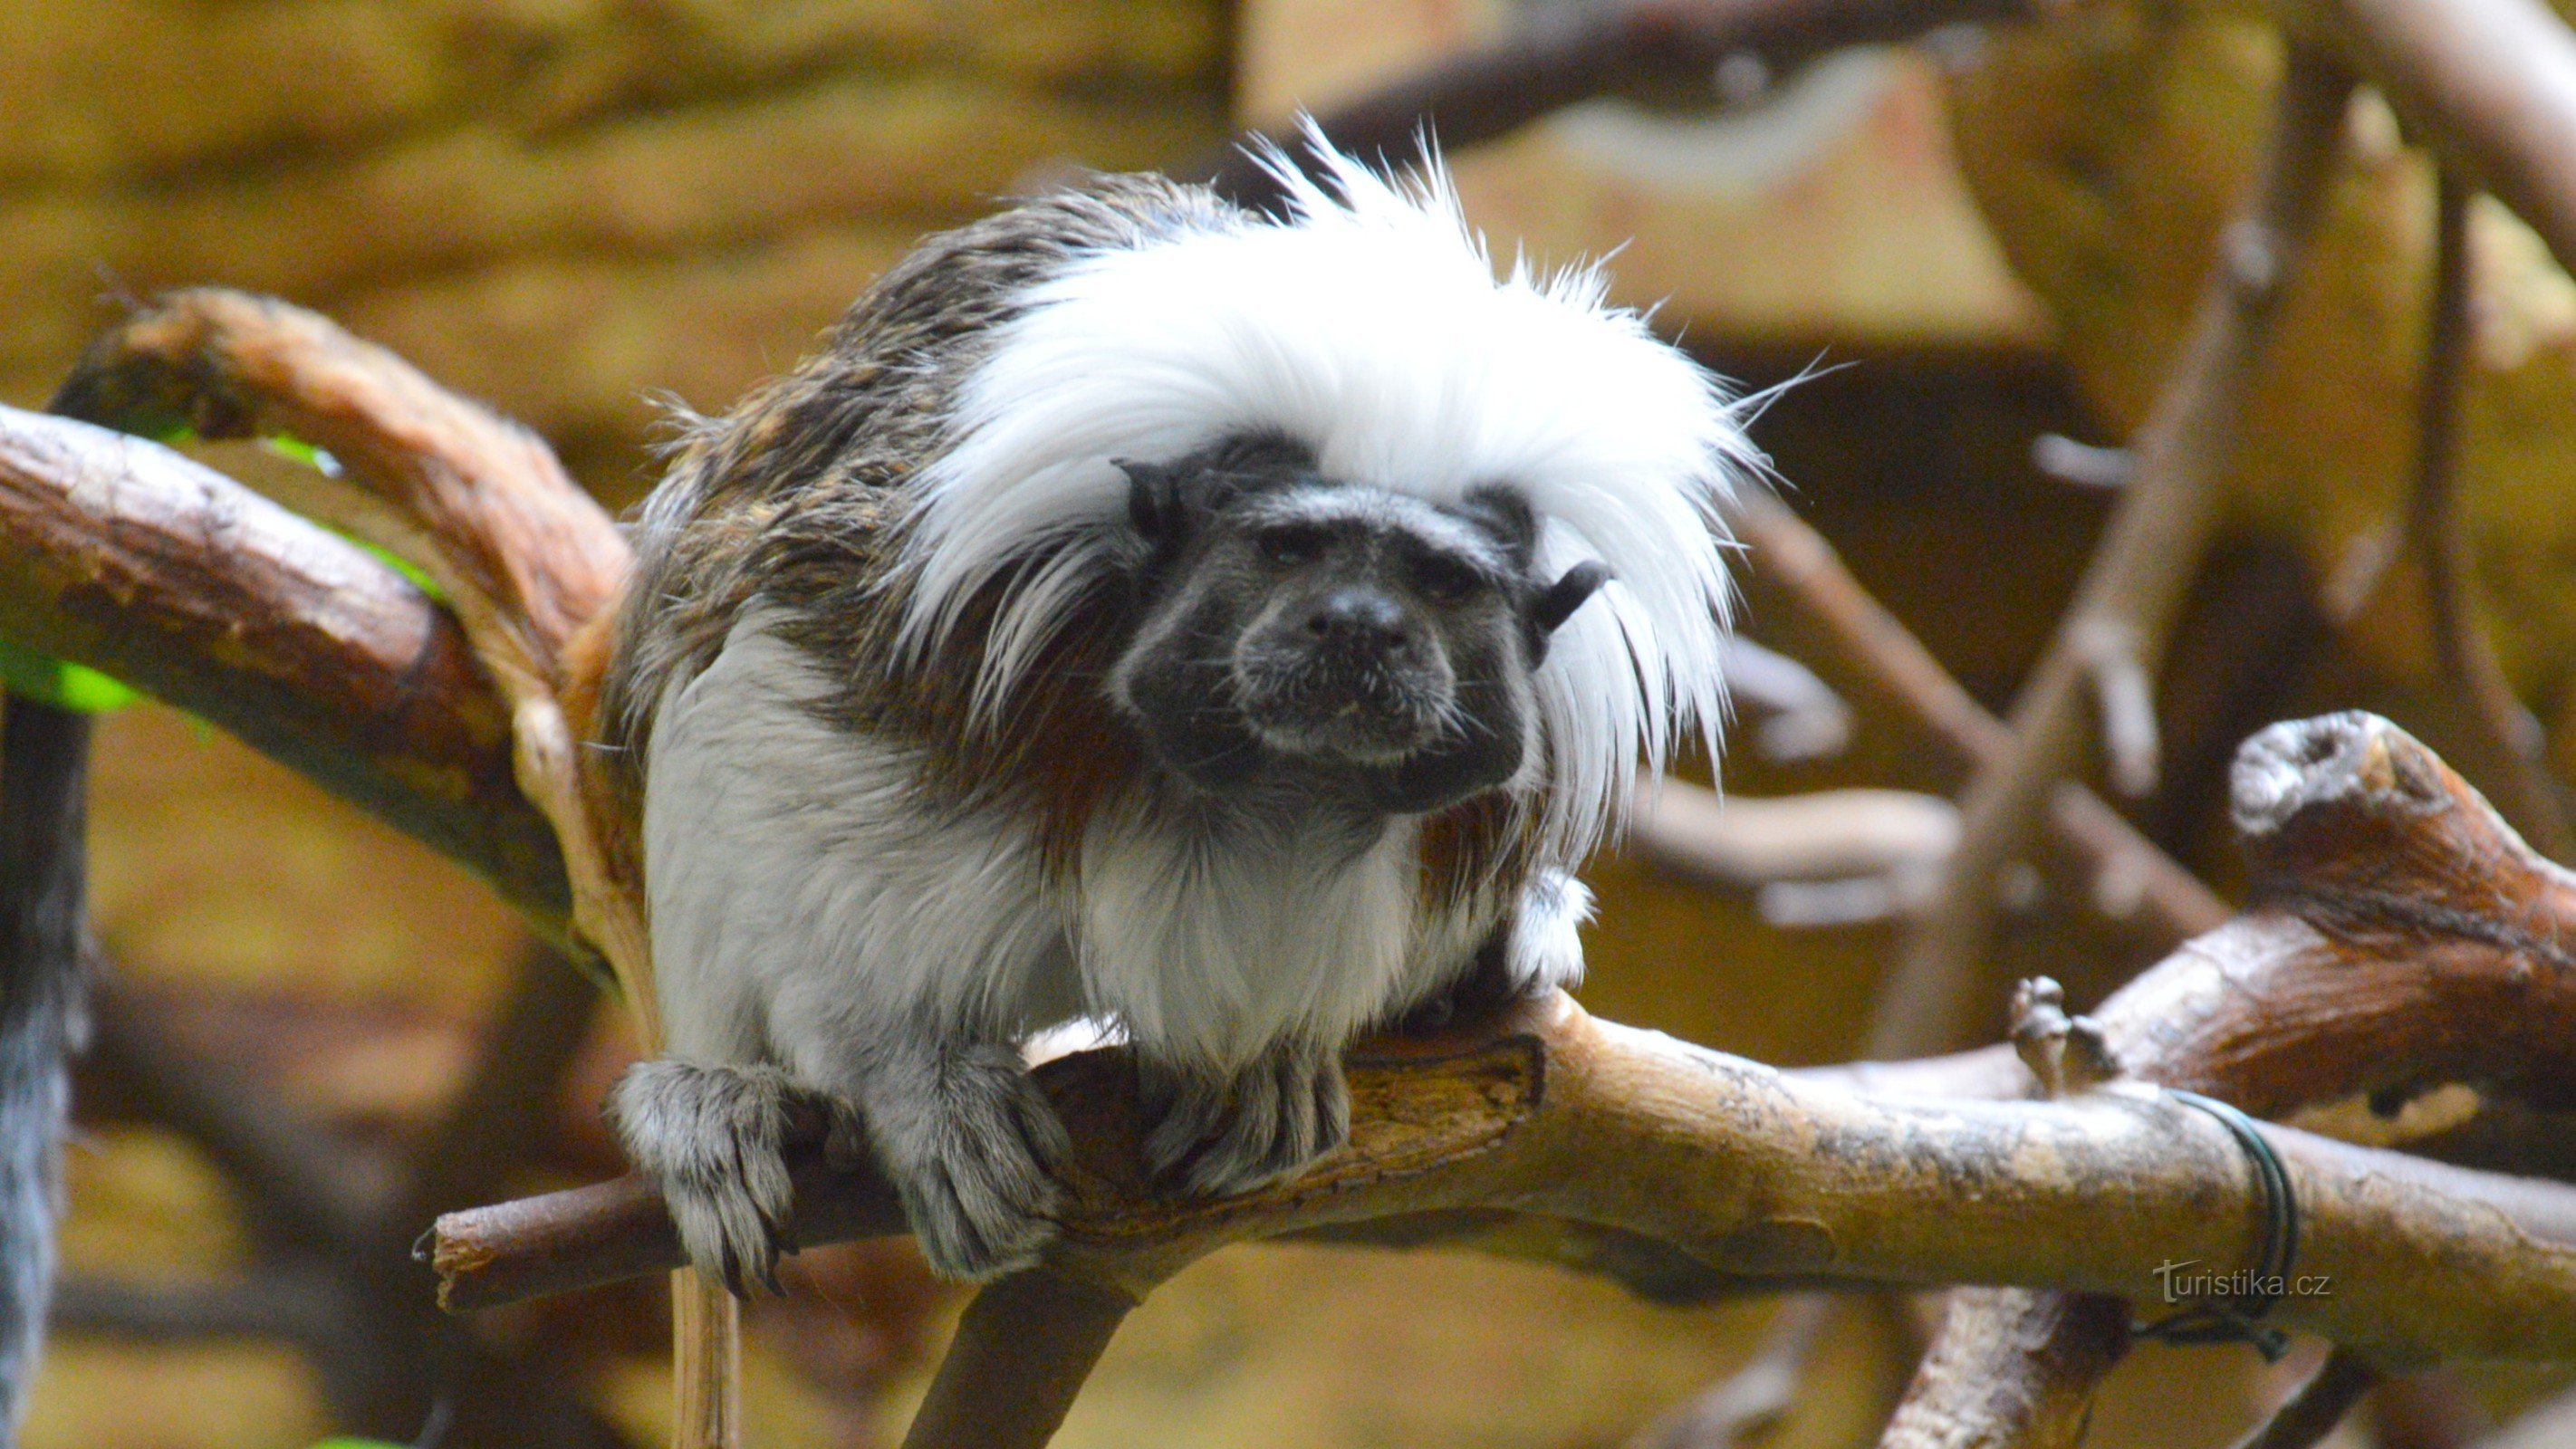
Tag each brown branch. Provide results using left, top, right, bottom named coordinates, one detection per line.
left=1883, top=51, right=2354, bottom=1056
left=2406, top=173, right=2576, bottom=860
left=53, top=289, right=624, bottom=683
left=1874, top=706, right=2576, bottom=1449
left=0, top=403, right=572, bottom=941
left=1629, top=782, right=1956, bottom=891
left=1208, top=0, right=2052, bottom=207
left=2232, top=1348, right=2384, bottom=1449
left=1731, top=493, right=2228, bottom=954
left=2305, top=0, right=2576, bottom=278
left=899, top=1270, right=1139, bottom=1449
left=1621, top=1292, right=1850, bottom=1449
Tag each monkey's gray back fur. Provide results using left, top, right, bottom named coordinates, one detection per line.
left=601, top=172, right=1239, bottom=783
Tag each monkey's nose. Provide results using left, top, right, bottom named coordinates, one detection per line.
left=1304, top=589, right=1412, bottom=654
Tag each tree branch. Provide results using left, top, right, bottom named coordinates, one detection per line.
left=2406, top=172, right=2576, bottom=860
left=0, top=403, right=572, bottom=943
left=2304, top=0, right=2576, bottom=278
left=1731, top=493, right=2228, bottom=950
left=1207, top=0, right=2052, bottom=207
left=1884, top=50, right=2354, bottom=1055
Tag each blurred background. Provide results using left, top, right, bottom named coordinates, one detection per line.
left=9, top=1, right=2576, bottom=1445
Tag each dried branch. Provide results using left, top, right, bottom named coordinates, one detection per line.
left=433, top=722, right=2576, bottom=1383
left=1731, top=493, right=2227, bottom=951
left=0, top=404, right=571, bottom=941
left=2406, top=173, right=2576, bottom=860
left=1875, top=706, right=2576, bottom=1448
left=1884, top=51, right=2354, bottom=1055
left=2303, top=0, right=2576, bottom=277
left=1629, top=782, right=1956, bottom=891
left=1208, top=0, right=2051, bottom=207
left=47, top=289, right=642, bottom=1013
left=2232, top=1348, right=2383, bottom=1449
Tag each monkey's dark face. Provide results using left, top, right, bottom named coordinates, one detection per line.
left=1107, top=438, right=1610, bottom=815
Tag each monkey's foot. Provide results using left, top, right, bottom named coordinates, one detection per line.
left=608, top=1060, right=853, bottom=1297
left=870, top=1044, right=1072, bottom=1281
left=1140, top=1044, right=1350, bottom=1197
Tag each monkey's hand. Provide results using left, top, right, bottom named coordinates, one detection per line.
left=860, top=1041, right=1073, bottom=1280
left=608, top=1060, right=856, bottom=1296
left=1139, top=1042, right=1350, bottom=1198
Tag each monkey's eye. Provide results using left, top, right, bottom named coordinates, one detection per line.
left=1410, top=551, right=1489, bottom=604
left=1254, top=523, right=1330, bottom=566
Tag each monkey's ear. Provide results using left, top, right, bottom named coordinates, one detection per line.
left=1457, top=485, right=1541, bottom=570
left=1529, top=561, right=1612, bottom=638
left=1118, top=458, right=1184, bottom=544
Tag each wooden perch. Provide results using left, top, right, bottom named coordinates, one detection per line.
left=1877, top=707, right=2576, bottom=1449
left=427, top=715, right=2576, bottom=1449
left=0, top=403, right=571, bottom=936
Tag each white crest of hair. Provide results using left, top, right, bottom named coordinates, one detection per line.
left=897, top=121, right=1754, bottom=860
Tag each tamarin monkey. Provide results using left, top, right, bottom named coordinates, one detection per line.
left=602, top=133, right=1754, bottom=1284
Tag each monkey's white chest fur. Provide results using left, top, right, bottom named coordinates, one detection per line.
left=642, top=616, right=1473, bottom=1080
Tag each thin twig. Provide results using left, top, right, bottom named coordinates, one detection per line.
left=2229, top=1348, right=2383, bottom=1449
left=1882, top=52, right=2355, bottom=1056
left=2407, top=172, right=2576, bottom=860
left=1207, top=0, right=2053, bottom=206
left=1622, top=1292, right=1844, bottom=1449
left=1732, top=494, right=2227, bottom=955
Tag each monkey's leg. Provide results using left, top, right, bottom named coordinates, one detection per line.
left=847, top=1039, right=1072, bottom=1281
left=1139, top=1041, right=1351, bottom=1197
left=609, top=1060, right=854, bottom=1296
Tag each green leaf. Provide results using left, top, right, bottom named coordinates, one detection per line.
left=261, top=432, right=342, bottom=477
left=0, top=638, right=139, bottom=713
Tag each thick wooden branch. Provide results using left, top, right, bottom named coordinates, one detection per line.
left=1879, top=707, right=2576, bottom=1448
left=432, top=982, right=2576, bottom=1363
left=0, top=403, right=572, bottom=936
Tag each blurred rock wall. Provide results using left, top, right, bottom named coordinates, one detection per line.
left=0, top=0, right=1229, bottom=501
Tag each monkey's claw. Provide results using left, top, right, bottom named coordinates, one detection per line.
left=1142, top=1044, right=1350, bottom=1197
left=874, top=1045, right=1072, bottom=1281
left=609, top=1060, right=852, bottom=1297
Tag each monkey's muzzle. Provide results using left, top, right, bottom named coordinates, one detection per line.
left=1234, top=585, right=1456, bottom=764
